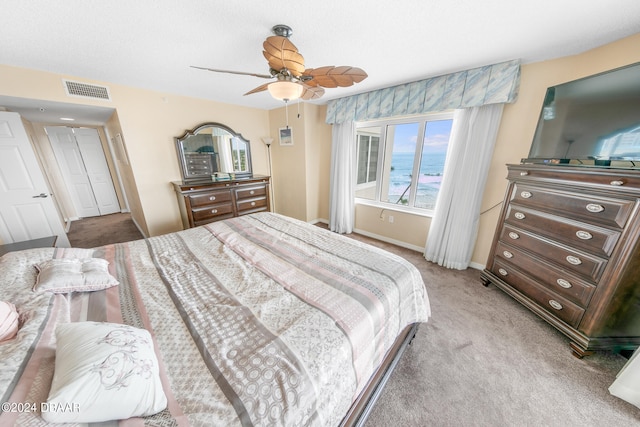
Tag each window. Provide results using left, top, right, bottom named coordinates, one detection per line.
left=355, top=113, right=454, bottom=213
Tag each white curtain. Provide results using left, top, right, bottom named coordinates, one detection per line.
left=424, top=104, right=504, bottom=269
left=329, top=120, right=356, bottom=234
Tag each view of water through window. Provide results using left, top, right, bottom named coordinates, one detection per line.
left=386, top=120, right=452, bottom=210
left=356, top=115, right=453, bottom=211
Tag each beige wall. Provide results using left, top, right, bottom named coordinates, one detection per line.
left=0, top=64, right=270, bottom=237
left=266, top=103, right=332, bottom=223
left=351, top=32, right=640, bottom=267
left=104, top=110, right=148, bottom=236
left=268, top=103, right=308, bottom=220
left=303, top=104, right=331, bottom=223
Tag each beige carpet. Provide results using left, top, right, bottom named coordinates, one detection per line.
left=67, top=213, right=143, bottom=248
left=338, top=233, right=640, bottom=426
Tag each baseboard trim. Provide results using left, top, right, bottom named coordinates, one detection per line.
left=64, top=217, right=81, bottom=233
left=468, top=261, right=485, bottom=271
left=131, top=217, right=147, bottom=239
left=311, top=219, right=486, bottom=271
left=352, top=228, right=425, bottom=253
left=309, top=218, right=329, bottom=226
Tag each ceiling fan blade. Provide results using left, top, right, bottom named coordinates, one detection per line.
left=263, top=36, right=305, bottom=77
left=191, top=66, right=273, bottom=79
left=300, top=84, right=325, bottom=100
left=243, top=82, right=271, bottom=96
left=303, top=66, right=368, bottom=88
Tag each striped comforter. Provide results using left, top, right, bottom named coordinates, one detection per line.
left=0, top=212, right=430, bottom=426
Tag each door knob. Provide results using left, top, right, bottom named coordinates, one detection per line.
left=32, top=193, right=49, bottom=198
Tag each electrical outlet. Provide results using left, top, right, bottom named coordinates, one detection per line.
left=388, top=215, right=394, bottom=223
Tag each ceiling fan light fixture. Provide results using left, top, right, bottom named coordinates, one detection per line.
left=268, top=80, right=303, bottom=102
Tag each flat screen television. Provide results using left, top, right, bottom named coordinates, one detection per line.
left=524, top=61, right=640, bottom=169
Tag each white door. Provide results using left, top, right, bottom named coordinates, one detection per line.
left=73, top=128, right=119, bottom=215
left=0, top=112, right=70, bottom=247
left=47, top=126, right=100, bottom=217
left=46, top=127, right=119, bottom=217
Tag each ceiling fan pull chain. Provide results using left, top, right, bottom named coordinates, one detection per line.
left=285, top=100, right=289, bottom=129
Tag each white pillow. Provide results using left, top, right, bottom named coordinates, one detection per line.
left=0, top=301, right=19, bottom=342
left=42, top=321, right=167, bottom=423
left=33, top=258, right=119, bottom=293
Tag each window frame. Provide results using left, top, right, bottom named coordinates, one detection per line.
left=354, top=112, right=454, bottom=216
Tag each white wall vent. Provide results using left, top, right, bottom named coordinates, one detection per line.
left=62, top=79, right=111, bottom=101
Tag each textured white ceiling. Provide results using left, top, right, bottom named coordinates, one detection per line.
left=1, top=0, right=640, bottom=122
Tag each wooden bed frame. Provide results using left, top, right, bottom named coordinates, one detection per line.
left=340, top=323, right=420, bottom=427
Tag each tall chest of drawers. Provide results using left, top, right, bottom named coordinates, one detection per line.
left=481, top=164, right=640, bottom=357
left=173, top=175, right=270, bottom=228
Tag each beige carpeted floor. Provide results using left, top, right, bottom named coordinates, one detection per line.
left=65, top=216, right=639, bottom=425
left=67, top=213, right=143, bottom=248
left=340, top=233, right=640, bottom=427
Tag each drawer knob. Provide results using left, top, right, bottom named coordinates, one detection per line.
left=503, top=250, right=513, bottom=259
left=557, top=278, right=572, bottom=289
left=209, top=196, right=216, bottom=201
left=575, top=230, right=593, bottom=240
left=211, top=209, right=218, bottom=214
left=549, top=300, right=563, bottom=310
left=520, top=191, right=532, bottom=199
left=566, top=255, right=582, bottom=265
left=586, top=203, right=604, bottom=213
left=520, top=171, right=529, bottom=176
left=250, top=201, right=256, bottom=206
left=610, top=180, right=624, bottom=186
left=250, top=190, right=255, bottom=195
left=508, top=232, right=520, bottom=240
left=498, top=268, right=508, bottom=276
left=514, top=212, right=526, bottom=220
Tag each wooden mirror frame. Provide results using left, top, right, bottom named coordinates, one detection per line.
left=175, top=122, right=253, bottom=181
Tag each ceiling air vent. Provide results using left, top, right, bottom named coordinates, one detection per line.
left=62, top=79, right=111, bottom=101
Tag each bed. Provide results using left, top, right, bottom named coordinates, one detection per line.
left=0, top=212, right=430, bottom=426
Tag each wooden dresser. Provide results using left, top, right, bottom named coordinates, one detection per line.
left=481, top=164, right=640, bottom=357
left=173, top=175, right=270, bottom=228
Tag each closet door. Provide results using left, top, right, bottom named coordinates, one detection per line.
left=46, top=127, right=119, bottom=217
left=74, top=128, right=119, bottom=215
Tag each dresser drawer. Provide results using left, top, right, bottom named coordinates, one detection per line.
left=188, top=190, right=232, bottom=208
left=492, top=259, right=585, bottom=328
left=499, top=225, right=607, bottom=282
left=235, top=185, right=267, bottom=200
left=495, top=241, right=596, bottom=307
left=187, top=164, right=212, bottom=173
left=192, top=203, right=234, bottom=223
left=237, top=197, right=268, bottom=213
left=508, top=165, right=640, bottom=193
left=504, top=204, right=621, bottom=257
left=511, top=183, right=633, bottom=229
left=184, top=154, right=215, bottom=178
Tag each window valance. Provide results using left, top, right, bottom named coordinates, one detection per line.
left=325, top=59, right=520, bottom=124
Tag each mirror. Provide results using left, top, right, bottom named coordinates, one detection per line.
left=175, top=122, right=252, bottom=181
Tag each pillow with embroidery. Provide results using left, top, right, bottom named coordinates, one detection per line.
left=42, top=321, right=167, bottom=423
left=0, top=301, right=19, bottom=343
left=33, top=258, right=118, bottom=293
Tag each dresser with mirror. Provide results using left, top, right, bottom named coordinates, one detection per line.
left=173, top=122, right=270, bottom=228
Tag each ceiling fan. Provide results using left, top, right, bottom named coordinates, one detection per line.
left=192, top=24, right=368, bottom=102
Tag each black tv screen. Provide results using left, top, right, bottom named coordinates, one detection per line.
left=525, top=61, right=640, bottom=168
